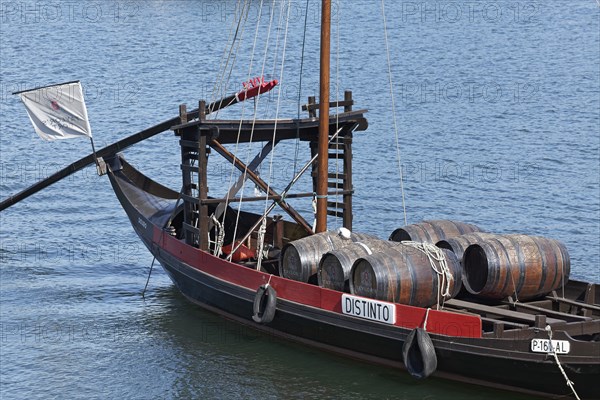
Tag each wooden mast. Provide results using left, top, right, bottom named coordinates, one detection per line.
left=316, top=0, right=331, bottom=233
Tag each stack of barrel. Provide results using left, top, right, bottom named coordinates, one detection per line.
left=346, top=220, right=479, bottom=307
left=279, top=220, right=571, bottom=307
left=437, top=232, right=570, bottom=300
left=279, top=228, right=376, bottom=285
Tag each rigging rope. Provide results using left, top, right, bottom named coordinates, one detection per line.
left=264, top=0, right=287, bottom=118
left=256, top=0, right=293, bottom=267
left=402, top=241, right=453, bottom=309
left=381, top=0, right=408, bottom=226
left=142, top=257, right=155, bottom=298
left=209, top=0, right=242, bottom=108
left=228, top=0, right=280, bottom=261
left=545, top=325, right=581, bottom=400
left=210, top=0, right=251, bottom=117
left=224, top=0, right=269, bottom=248
left=207, top=0, right=252, bottom=254
left=293, top=0, right=311, bottom=175
left=228, top=125, right=351, bottom=258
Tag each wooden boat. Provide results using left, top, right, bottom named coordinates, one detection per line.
left=2, top=2, right=598, bottom=399
left=99, top=101, right=600, bottom=399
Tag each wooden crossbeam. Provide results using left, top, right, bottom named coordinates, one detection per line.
left=209, top=140, right=278, bottom=230
left=209, top=139, right=313, bottom=234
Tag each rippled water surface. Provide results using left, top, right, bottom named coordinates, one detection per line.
left=1, top=1, right=598, bottom=399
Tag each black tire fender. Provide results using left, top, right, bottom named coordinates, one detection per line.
left=402, top=328, right=438, bottom=379
left=252, top=284, right=277, bottom=324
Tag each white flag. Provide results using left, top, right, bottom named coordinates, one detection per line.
left=17, top=81, right=92, bottom=141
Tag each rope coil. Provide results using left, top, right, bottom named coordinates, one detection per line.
left=402, top=241, right=453, bottom=309
left=255, top=217, right=268, bottom=271
left=211, top=214, right=225, bottom=257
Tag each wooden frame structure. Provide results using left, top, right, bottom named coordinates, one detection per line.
left=173, top=91, right=368, bottom=250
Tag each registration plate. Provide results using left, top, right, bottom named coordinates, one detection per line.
left=530, top=338, right=570, bottom=354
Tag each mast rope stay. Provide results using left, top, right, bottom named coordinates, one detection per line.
left=227, top=0, right=278, bottom=261
left=209, top=0, right=251, bottom=117
left=263, top=0, right=287, bottom=118
left=217, top=18, right=256, bottom=251
left=293, top=0, right=311, bottom=176
left=204, top=0, right=250, bottom=227
left=221, top=0, right=267, bottom=252
left=256, top=0, right=293, bottom=271
left=381, top=0, right=408, bottom=226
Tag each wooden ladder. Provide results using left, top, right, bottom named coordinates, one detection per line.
left=305, top=91, right=355, bottom=231
left=176, top=102, right=210, bottom=250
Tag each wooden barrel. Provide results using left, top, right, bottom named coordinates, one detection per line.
left=390, top=220, right=484, bottom=244
left=462, top=234, right=570, bottom=300
left=436, top=232, right=495, bottom=296
left=280, top=230, right=375, bottom=283
left=350, top=244, right=462, bottom=307
left=436, top=232, right=496, bottom=264
left=318, top=239, right=401, bottom=292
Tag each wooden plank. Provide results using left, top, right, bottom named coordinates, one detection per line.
left=504, top=301, right=593, bottom=322
left=179, top=139, right=202, bottom=149
left=344, top=90, right=353, bottom=112
left=182, top=222, right=199, bottom=235
left=302, top=100, right=354, bottom=112
left=482, top=317, right=529, bottom=330
left=327, top=201, right=345, bottom=209
left=327, top=210, right=344, bottom=218
left=180, top=104, right=195, bottom=247
left=180, top=193, right=199, bottom=205
left=584, top=282, right=597, bottom=305
left=202, top=191, right=313, bottom=205
left=307, top=96, right=317, bottom=118
left=200, top=190, right=353, bottom=205
left=171, top=110, right=368, bottom=144
left=546, top=294, right=600, bottom=312
left=445, top=299, right=565, bottom=325
left=310, top=171, right=347, bottom=179
left=180, top=164, right=200, bottom=174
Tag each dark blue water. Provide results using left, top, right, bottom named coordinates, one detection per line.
left=1, top=1, right=598, bottom=399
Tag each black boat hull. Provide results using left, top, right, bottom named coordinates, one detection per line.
left=107, top=154, right=599, bottom=399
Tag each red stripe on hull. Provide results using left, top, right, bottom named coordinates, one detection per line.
left=154, top=229, right=482, bottom=338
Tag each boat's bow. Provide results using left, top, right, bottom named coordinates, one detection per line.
left=105, top=154, right=180, bottom=246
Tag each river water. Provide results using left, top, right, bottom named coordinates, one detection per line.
left=0, top=1, right=598, bottom=399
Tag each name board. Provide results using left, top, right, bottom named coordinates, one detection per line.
left=341, top=294, right=396, bottom=325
